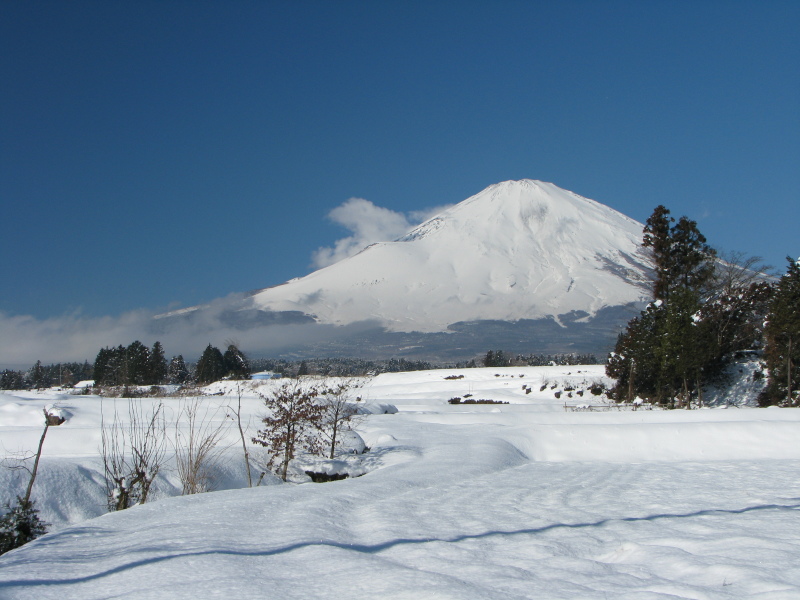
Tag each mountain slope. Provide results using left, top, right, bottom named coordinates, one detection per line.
left=249, top=180, right=652, bottom=333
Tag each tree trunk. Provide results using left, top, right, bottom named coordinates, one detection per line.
left=235, top=386, right=252, bottom=487
left=329, top=425, right=338, bottom=460
left=683, top=378, right=690, bottom=409
left=627, top=361, right=635, bottom=403
left=23, top=411, right=50, bottom=504
left=788, top=335, right=794, bottom=405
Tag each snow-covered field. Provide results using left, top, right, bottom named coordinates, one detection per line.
left=3, top=366, right=800, bottom=599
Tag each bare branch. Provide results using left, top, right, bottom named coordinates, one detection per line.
left=174, top=398, right=229, bottom=495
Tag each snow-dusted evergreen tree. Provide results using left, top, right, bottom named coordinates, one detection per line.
left=223, top=344, right=250, bottom=379
left=125, top=341, right=150, bottom=385
left=0, top=497, right=48, bottom=556
left=1, top=369, right=26, bottom=390
left=763, top=257, right=800, bottom=406
left=167, top=355, right=190, bottom=385
left=29, top=360, right=46, bottom=389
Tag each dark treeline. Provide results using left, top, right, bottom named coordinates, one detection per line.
left=94, top=341, right=251, bottom=386
left=249, top=357, right=437, bottom=378
left=250, top=353, right=600, bottom=378
left=2, top=349, right=608, bottom=391
left=481, top=350, right=599, bottom=368
left=1, top=360, right=94, bottom=390
left=0, top=341, right=250, bottom=390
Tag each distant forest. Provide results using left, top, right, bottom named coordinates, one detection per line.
left=0, top=349, right=600, bottom=390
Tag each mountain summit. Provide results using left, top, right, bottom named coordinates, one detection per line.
left=249, top=179, right=652, bottom=334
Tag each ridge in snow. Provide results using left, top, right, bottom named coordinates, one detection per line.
left=249, top=179, right=653, bottom=333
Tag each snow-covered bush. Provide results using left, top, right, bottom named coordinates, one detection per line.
left=0, top=497, right=47, bottom=556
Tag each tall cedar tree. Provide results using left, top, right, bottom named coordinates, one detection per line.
left=168, top=355, right=190, bottom=385
left=94, top=342, right=168, bottom=386
left=609, top=206, right=716, bottom=406
left=196, top=344, right=225, bottom=384
left=223, top=344, right=251, bottom=379
left=763, top=258, right=800, bottom=405
left=30, top=361, right=46, bottom=389
left=125, top=341, right=150, bottom=385
left=148, top=341, right=168, bottom=384
left=94, top=345, right=128, bottom=386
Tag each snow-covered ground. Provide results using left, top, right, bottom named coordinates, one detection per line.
left=2, top=366, right=800, bottom=599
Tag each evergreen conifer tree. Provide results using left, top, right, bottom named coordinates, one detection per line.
left=168, top=355, right=190, bottom=385
left=196, top=344, right=225, bottom=384
left=763, top=257, right=800, bottom=405
left=148, top=341, right=168, bottom=384
left=125, top=341, right=151, bottom=385
left=30, top=361, right=46, bottom=389
left=0, top=497, right=48, bottom=556
left=223, top=344, right=251, bottom=379
left=609, top=205, right=716, bottom=406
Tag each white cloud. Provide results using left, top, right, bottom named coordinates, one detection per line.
left=311, top=198, right=452, bottom=268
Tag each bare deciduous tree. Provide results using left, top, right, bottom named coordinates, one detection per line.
left=711, top=251, right=774, bottom=296
left=252, top=381, right=324, bottom=482
left=1, top=406, right=60, bottom=504
left=174, top=398, right=229, bottom=495
left=317, top=378, right=365, bottom=459
left=101, top=399, right=167, bottom=511
left=228, top=382, right=252, bottom=487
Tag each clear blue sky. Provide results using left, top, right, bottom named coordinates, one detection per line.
left=2, top=0, right=798, bottom=322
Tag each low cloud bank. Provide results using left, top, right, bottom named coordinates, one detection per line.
left=0, top=295, right=381, bottom=369
left=2, top=197, right=451, bottom=369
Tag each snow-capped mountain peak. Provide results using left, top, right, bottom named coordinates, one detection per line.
left=249, top=179, right=652, bottom=333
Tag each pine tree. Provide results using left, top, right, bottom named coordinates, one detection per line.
left=0, top=497, right=48, bottom=556
left=125, top=341, right=151, bottom=385
left=642, top=205, right=674, bottom=301
left=196, top=344, right=225, bottom=384
left=148, top=342, right=168, bottom=384
left=167, top=355, right=190, bottom=385
left=30, top=361, right=46, bottom=389
left=609, top=205, right=716, bottom=406
left=1, top=370, right=26, bottom=390
left=223, top=344, right=250, bottom=379
left=763, top=257, right=800, bottom=406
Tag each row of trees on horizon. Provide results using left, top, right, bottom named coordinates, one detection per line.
left=1, top=349, right=603, bottom=391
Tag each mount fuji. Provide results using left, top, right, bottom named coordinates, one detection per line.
left=159, top=180, right=653, bottom=360
left=252, top=179, right=651, bottom=331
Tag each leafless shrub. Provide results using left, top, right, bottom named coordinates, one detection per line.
left=252, top=380, right=325, bottom=482
left=101, top=399, right=167, bottom=511
left=316, top=379, right=366, bottom=459
left=227, top=382, right=253, bottom=487
left=174, top=398, right=229, bottom=495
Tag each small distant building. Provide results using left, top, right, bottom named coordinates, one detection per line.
left=251, top=371, right=282, bottom=381
left=74, top=380, right=95, bottom=389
